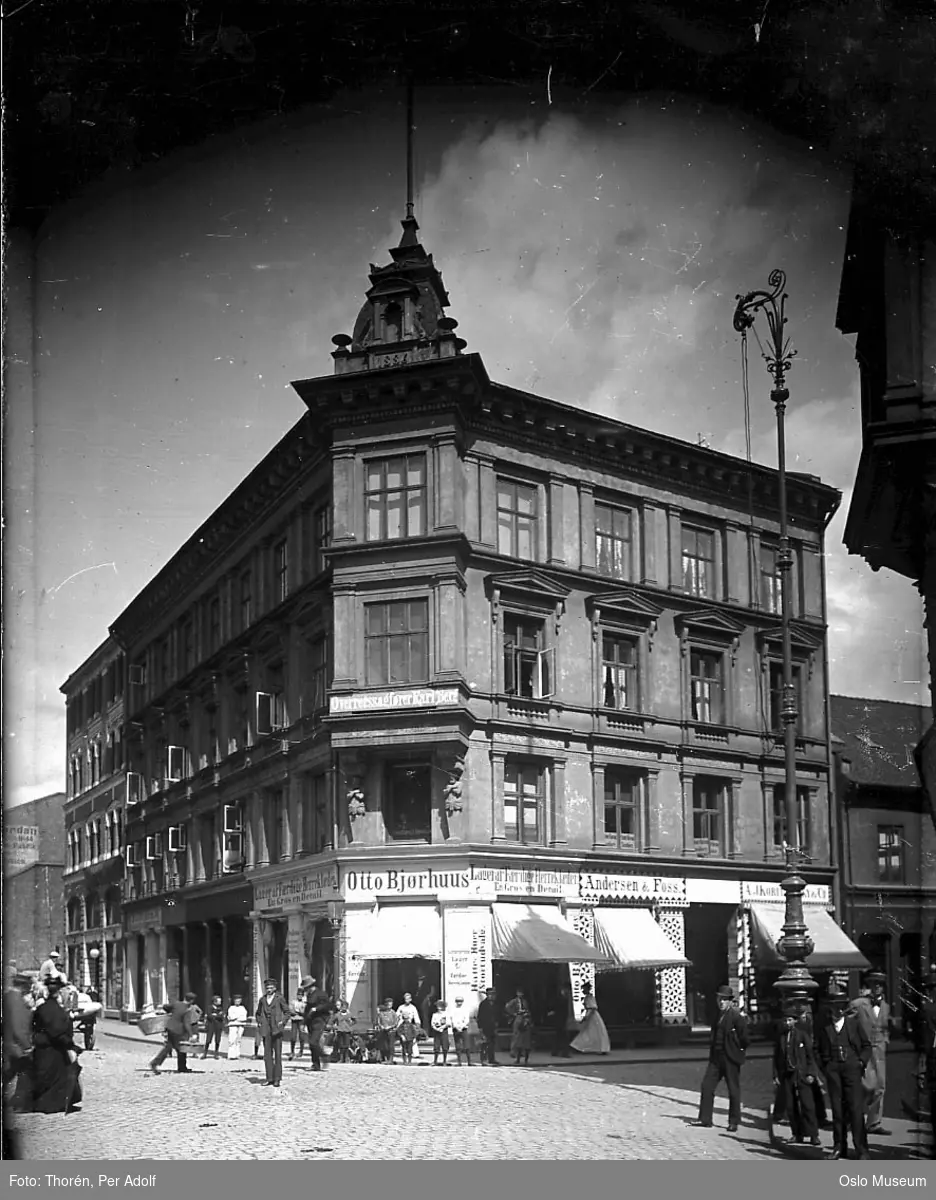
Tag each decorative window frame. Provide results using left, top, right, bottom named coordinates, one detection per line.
left=679, top=518, right=724, bottom=602
left=487, top=570, right=569, bottom=699
left=675, top=608, right=745, bottom=729
left=761, top=777, right=815, bottom=862
left=587, top=589, right=662, bottom=715
left=756, top=622, right=822, bottom=737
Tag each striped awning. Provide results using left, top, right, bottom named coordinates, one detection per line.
left=749, top=905, right=869, bottom=970
left=491, top=903, right=611, bottom=964
left=593, top=907, right=690, bottom=972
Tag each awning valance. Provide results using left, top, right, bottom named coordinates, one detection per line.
left=351, top=904, right=442, bottom=960
left=749, top=905, right=869, bottom=971
left=491, top=903, right=611, bottom=964
left=593, top=907, right=690, bottom=972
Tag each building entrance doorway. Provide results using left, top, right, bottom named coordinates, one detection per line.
left=375, top=958, right=441, bottom=1028
left=684, top=903, right=734, bottom=1029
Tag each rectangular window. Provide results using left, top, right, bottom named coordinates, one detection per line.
left=497, top=479, right=538, bottom=559
left=769, top=662, right=804, bottom=734
left=239, top=569, right=252, bottom=632
left=877, top=825, right=905, bottom=884
left=595, top=503, right=633, bottom=581
left=365, top=599, right=429, bottom=686
left=692, top=777, right=726, bottom=857
left=313, top=504, right=332, bottom=575
left=180, top=620, right=194, bottom=674
left=503, top=760, right=545, bottom=845
left=310, top=636, right=330, bottom=711
left=256, top=691, right=287, bottom=736
left=772, top=784, right=811, bottom=854
left=682, top=525, right=716, bottom=598
left=365, top=454, right=426, bottom=541
left=159, top=637, right=171, bottom=688
left=504, top=613, right=555, bottom=699
left=208, top=595, right=221, bottom=653
left=301, top=774, right=329, bottom=856
left=690, top=649, right=725, bottom=724
left=600, top=633, right=638, bottom=710
left=760, top=542, right=782, bottom=614
left=604, top=770, right=642, bottom=850
left=274, top=538, right=289, bottom=603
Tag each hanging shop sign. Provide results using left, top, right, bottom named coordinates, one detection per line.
left=578, top=872, right=689, bottom=907
left=468, top=864, right=580, bottom=900
left=329, top=687, right=459, bottom=715
left=741, top=881, right=833, bottom=907
left=254, top=866, right=341, bottom=912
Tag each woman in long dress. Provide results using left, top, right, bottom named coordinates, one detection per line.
left=504, top=988, right=534, bottom=1065
left=31, top=977, right=83, bottom=1113
left=571, top=982, right=611, bottom=1055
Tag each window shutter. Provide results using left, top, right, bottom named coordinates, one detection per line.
left=256, top=691, right=274, bottom=736
left=166, top=745, right=185, bottom=782
left=537, top=646, right=556, bottom=699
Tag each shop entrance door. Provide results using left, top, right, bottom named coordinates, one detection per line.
left=386, top=764, right=432, bottom=842
left=684, top=904, right=734, bottom=1029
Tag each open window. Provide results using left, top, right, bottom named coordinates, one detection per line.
left=125, top=842, right=140, bottom=867
left=129, top=662, right=146, bottom=687
left=223, top=804, right=242, bottom=833
left=167, top=824, right=187, bottom=854
left=256, top=691, right=286, bottom=737
left=126, top=772, right=143, bottom=806
left=166, top=745, right=186, bottom=783
left=504, top=613, right=555, bottom=699
left=145, top=833, right=162, bottom=860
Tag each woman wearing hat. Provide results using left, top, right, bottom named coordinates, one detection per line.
left=31, top=976, right=83, bottom=1113
left=816, top=985, right=872, bottom=1160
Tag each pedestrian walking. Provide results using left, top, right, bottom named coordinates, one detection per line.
left=850, top=970, right=893, bottom=1134
left=255, top=978, right=291, bottom=1088
left=505, top=988, right=533, bottom=1066
left=149, top=992, right=199, bottom=1076
left=302, top=975, right=336, bottom=1072
left=696, top=984, right=749, bottom=1132
left=31, top=977, right=83, bottom=1113
left=913, top=972, right=936, bottom=1159
left=431, top=999, right=453, bottom=1066
left=331, top=1000, right=355, bottom=1063
left=571, top=982, right=611, bottom=1055
left=477, top=987, right=500, bottom=1066
left=288, top=984, right=308, bottom=1060
left=202, top=996, right=225, bottom=1060
left=548, top=984, right=576, bottom=1058
left=773, top=1001, right=821, bottom=1146
left=816, top=984, right=872, bottom=1160
left=450, top=996, right=472, bottom=1065
left=226, top=994, right=248, bottom=1060
left=376, top=997, right=400, bottom=1064
left=4, top=971, right=35, bottom=1112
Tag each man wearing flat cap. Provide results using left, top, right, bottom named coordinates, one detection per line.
left=850, top=970, right=893, bottom=1134
left=255, top=977, right=291, bottom=1087
left=697, top=984, right=749, bottom=1132
left=817, top=985, right=871, bottom=1160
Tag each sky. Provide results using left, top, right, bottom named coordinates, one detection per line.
left=4, top=85, right=926, bottom=809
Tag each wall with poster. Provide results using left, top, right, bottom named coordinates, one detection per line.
left=442, top=906, right=492, bottom=1002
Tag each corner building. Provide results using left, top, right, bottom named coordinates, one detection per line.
left=110, top=213, right=863, bottom=1038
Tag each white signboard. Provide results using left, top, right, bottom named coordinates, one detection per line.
left=741, top=881, right=832, bottom=907
left=254, top=866, right=340, bottom=911
left=468, top=865, right=579, bottom=900
left=4, top=825, right=39, bottom=876
left=330, top=688, right=459, bottom=715
left=342, top=865, right=471, bottom=898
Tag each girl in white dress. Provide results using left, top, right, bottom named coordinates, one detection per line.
left=571, top=983, right=611, bottom=1055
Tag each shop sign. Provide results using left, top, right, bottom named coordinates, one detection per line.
left=468, top=865, right=579, bottom=899
left=443, top=908, right=491, bottom=998
left=125, top=906, right=164, bottom=932
left=342, top=865, right=471, bottom=897
left=741, top=881, right=832, bottom=907
left=4, top=825, right=39, bottom=876
left=329, top=687, right=459, bottom=715
left=578, top=872, right=689, bottom=906
left=254, top=867, right=340, bottom=911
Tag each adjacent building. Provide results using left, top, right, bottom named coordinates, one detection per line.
left=832, top=694, right=936, bottom=1027
left=60, top=637, right=127, bottom=1013
left=66, top=211, right=864, bottom=1040
left=3, top=791, right=66, bottom=971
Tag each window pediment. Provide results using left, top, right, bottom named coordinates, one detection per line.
left=587, top=589, right=663, bottom=624
left=675, top=608, right=746, bottom=639
left=757, top=621, right=823, bottom=654
left=487, top=569, right=570, bottom=606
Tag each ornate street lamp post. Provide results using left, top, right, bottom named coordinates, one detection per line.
left=733, top=270, right=817, bottom=1009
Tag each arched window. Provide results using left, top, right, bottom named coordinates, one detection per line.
left=383, top=301, right=402, bottom=342
left=67, top=897, right=82, bottom=933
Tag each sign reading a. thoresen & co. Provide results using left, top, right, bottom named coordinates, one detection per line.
left=329, top=688, right=459, bottom=715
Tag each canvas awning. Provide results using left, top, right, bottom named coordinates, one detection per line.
left=748, top=905, right=869, bottom=971
left=491, top=903, right=611, bottom=964
left=592, top=907, right=690, bottom=972
left=351, top=904, right=442, bottom=960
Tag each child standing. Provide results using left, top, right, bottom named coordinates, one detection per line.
left=375, top=998, right=399, bottom=1064
left=450, top=995, right=472, bottom=1066
left=332, top=1000, right=355, bottom=1063
left=226, top=994, right=248, bottom=1060
left=288, top=985, right=307, bottom=1060
left=202, top=995, right=225, bottom=1060
left=431, top=999, right=453, bottom=1066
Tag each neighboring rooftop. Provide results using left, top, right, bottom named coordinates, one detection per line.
left=830, top=694, right=931, bottom=790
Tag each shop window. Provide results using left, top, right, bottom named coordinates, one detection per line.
left=768, top=661, right=805, bottom=734
left=503, top=760, right=546, bottom=845
left=692, top=777, right=727, bottom=857
left=600, top=633, right=638, bottom=710
left=690, top=649, right=725, bottom=724
left=877, top=825, right=905, bottom=884
left=504, top=613, right=554, bottom=699
left=604, top=769, right=644, bottom=850
left=772, top=784, right=811, bottom=854
left=273, top=538, right=289, bottom=604
left=385, top=764, right=432, bottom=842
left=682, top=525, right=717, bottom=599
left=595, top=503, right=633, bottom=581
left=365, top=599, right=428, bottom=686
left=365, top=454, right=426, bottom=541
left=497, top=478, right=538, bottom=559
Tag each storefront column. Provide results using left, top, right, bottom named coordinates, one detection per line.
left=157, top=930, right=168, bottom=1006
left=655, top=908, right=688, bottom=1025
left=679, top=772, right=694, bottom=856
left=567, top=906, right=596, bottom=1022
left=733, top=909, right=754, bottom=1017
left=124, top=936, right=138, bottom=1014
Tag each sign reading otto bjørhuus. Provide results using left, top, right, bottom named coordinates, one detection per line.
left=4, top=825, right=40, bottom=876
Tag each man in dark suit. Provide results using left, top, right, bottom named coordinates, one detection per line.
left=773, top=1000, right=821, bottom=1145
left=301, top=975, right=335, bottom=1073
left=913, top=972, right=936, bottom=1159
left=255, top=977, right=291, bottom=1087
left=817, top=984, right=872, bottom=1160
left=697, top=984, right=749, bottom=1132
left=477, top=987, right=500, bottom=1066
left=149, top=992, right=198, bottom=1075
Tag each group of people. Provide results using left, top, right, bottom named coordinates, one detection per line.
left=695, top=970, right=936, bottom=1161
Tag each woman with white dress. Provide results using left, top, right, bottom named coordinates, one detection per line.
left=226, top=994, right=248, bottom=1060
left=571, top=983, right=611, bottom=1055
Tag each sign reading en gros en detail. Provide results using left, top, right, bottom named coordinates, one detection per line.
left=329, top=688, right=459, bottom=715
left=254, top=867, right=340, bottom=911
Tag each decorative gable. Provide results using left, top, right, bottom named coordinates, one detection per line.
left=757, top=621, right=824, bottom=654
left=587, top=588, right=664, bottom=647
left=486, top=569, right=570, bottom=631
left=675, top=608, right=745, bottom=664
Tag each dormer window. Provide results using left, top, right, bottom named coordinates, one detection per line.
left=383, top=301, right=403, bottom=343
